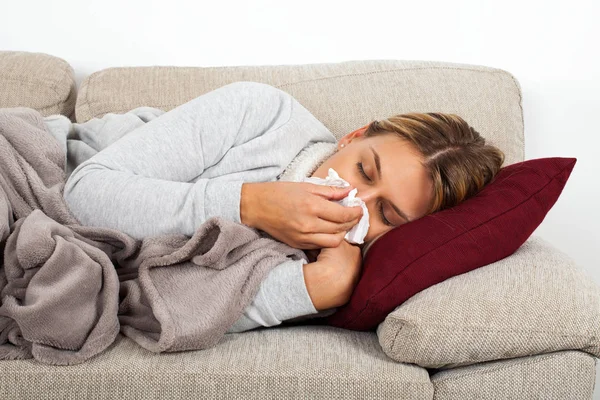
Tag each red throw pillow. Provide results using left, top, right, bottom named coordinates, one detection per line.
left=311, top=156, right=577, bottom=331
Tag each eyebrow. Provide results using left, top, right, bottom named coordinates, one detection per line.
left=369, top=145, right=412, bottom=222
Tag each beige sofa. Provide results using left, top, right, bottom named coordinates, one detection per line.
left=0, top=50, right=598, bottom=399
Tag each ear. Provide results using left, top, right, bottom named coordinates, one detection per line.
left=342, top=123, right=370, bottom=143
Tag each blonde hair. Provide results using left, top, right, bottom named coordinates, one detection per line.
left=363, top=112, right=505, bottom=215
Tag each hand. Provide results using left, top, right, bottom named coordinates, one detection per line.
left=302, top=239, right=363, bottom=311
left=240, top=181, right=364, bottom=250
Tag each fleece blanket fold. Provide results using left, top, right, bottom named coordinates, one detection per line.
left=0, top=107, right=306, bottom=366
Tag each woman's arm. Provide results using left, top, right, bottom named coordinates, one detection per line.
left=303, top=239, right=363, bottom=310
left=227, top=257, right=320, bottom=333
left=63, top=81, right=295, bottom=239
left=302, top=260, right=353, bottom=311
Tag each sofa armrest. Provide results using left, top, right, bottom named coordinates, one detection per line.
left=0, top=50, right=76, bottom=119
left=376, top=234, right=600, bottom=369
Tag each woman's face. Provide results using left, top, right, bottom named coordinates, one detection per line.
left=310, top=129, right=434, bottom=248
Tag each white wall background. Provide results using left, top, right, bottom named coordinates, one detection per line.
left=2, top=0, right=599, bottom=396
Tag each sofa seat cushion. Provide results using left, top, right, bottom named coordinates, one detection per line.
left=0, top=328, right=434, bottom=400
left=430, top=350, right=597, bottom=399
left=0, top=51, right=76, bottom=119
left=377, top=235, right=600, bottom=369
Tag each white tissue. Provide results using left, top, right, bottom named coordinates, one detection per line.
left=303, top=168, right=370, bottom=245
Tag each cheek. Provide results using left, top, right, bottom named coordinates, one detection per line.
left=365, top=223, right=392, bottom=243
left=313, top=156, right=354, bottom=183
left=364, top=223, right=380, bottom=244
left=313, top=154, right=343, bottom=178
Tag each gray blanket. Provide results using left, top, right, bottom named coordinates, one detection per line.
left=0, top=107, right=307, bottom=366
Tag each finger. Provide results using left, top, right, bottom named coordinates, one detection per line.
left=306, top=183, right=354, bottom=200
left=305, top=216, right=359, bottom=237
left=303, top=231, right=347, bottom=248
left=311, top=196, right=364, bottom=223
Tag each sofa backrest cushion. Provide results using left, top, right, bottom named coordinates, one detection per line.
left=76, top=60, right=525, bottom=167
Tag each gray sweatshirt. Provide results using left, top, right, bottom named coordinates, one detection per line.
left=61, top=81, right=339, bottom=333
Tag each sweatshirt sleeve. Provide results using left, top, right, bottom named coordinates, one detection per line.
left=63, top=81, right=294, bottom=240
left=226, top=258, right=319, bottom=333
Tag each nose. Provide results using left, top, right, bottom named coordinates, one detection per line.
left=354, top=186, right=379, bottom=223
left=355, top=185, right=378, bottom=203
left=354, top=185, right=376, bottom=240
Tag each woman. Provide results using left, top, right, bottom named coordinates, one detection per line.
left=300, top=113, right=505, bottom=315
left=62, top=81, right=505, bottom=332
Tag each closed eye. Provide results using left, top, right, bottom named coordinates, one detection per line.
left=355, top=162, right=394, bottom=227
left=356, top=161, right=369, bottom=181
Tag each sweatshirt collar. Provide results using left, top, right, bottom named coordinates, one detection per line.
left=277, top=142, right=338, bottom=182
